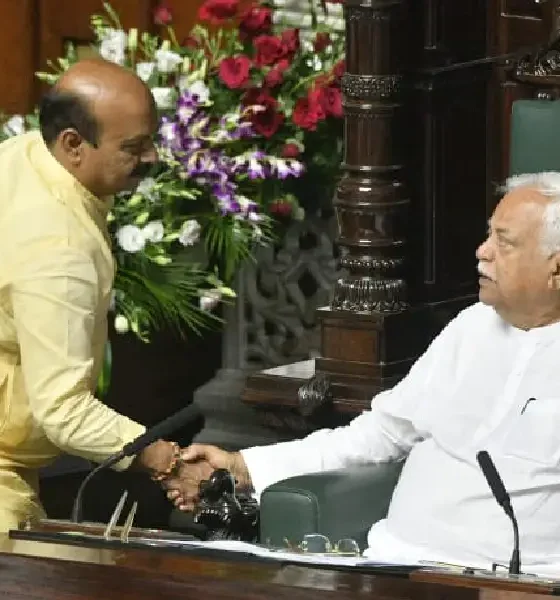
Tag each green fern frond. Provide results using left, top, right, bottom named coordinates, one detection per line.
left=114, top=253, right=223, bottom=340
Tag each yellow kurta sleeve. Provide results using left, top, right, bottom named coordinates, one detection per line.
left=10, top=241, right=145, bottom=470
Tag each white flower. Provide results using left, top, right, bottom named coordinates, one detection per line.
left=293, top=206, right=305, bottom=221
left=3, top=115, right=25, bottom=136
left=114, top=314, right=129, bottom=334
left=186, top=80, right=210, bottom=104
left=99, top=28, right=127, bottom=65
left=232, top=222, right=243, bottom=240
left=135, top=177, right=159, bottom=201
left=179, top=219, right=201, bottom=246
left=116, top=225, right=146, bottom=252
left=306, top=55, right=323, bottom=71
left=252, top=225, right=263, bottom=241
left=151, top=87, right=175, bottom=109
left=155, top=49, right=182, bottom=73
left=199, top=290, right=221, bottom=312
left=159, top=121, right=178, bottom=146
left=143, top=220, right=164, bottom=243
left=136, top=61, right=156, bottom=82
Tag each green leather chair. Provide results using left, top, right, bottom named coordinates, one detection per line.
left=259, top=462, right=402, bottom=550
left=257, top=97, right=560, bottom=550
left=509, top=99, right=560, bottom=175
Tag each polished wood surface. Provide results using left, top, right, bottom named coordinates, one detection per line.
left=0, top=532, right=557, bottom=600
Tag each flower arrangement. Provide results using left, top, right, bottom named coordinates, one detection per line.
left=1, top=0, right=344, bottom=344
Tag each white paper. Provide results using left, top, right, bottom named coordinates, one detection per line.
left=133, top=537, right=416, bottom=568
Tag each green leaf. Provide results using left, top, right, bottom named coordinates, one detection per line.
left=134, top=210, right=150, bottom=226
left=114, top=253, right=222, bottom=339
left=102, top=1, right=123, bottom=28
left=96, top=340, right=112, bottom=399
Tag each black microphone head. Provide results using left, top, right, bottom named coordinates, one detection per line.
left=122, top=403, right=201, bottom=457
left=476, top=450, right=510, bottom=511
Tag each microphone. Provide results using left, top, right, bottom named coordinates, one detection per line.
left=71, top=403, right=201, bottom=523
left=476, top=450, right=521, bottom=575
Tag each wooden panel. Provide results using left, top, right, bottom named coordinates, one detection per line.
left=491, top=0, right=547, bottom=55
left=322, top=326, right=375, bottom=363
left=0, top=0, right=38, bottom=114
left=162, top=0, right=207, bottom=44
left=36, top=0, right=154, bottom=98
left=405, top=65, right=492, bottom=303
left=162, top=0, right=252, bottom=42
left=38, top=0, right=155, bottom=67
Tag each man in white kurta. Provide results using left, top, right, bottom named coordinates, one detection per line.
left=172, top=172, right=560, bottom=575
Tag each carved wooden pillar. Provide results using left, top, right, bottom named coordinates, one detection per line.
left=303, top=0, right=414, bottom=410
left=332, top=0, right=407, bottom=314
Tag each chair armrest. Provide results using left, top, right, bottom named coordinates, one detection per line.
left=259, top=462, right=402, bottom=550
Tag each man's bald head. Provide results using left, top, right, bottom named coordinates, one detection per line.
left=40, top=58, right=155, bottom=147
left=39, top=58, right=158, bottom=198
left=55, top=57, right=151, bottom=97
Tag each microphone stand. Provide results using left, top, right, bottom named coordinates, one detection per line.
left=71, top=453, right=124, bottom=523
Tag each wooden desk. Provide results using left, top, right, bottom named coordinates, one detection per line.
left=0, top=533, right=558, bottom=600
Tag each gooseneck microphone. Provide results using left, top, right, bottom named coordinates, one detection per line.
left=71, top=403, right=201, bottom=523
left=476, top=450, right=521, bottom=575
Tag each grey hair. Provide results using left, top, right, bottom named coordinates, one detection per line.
left=505, top=172, right=560, bottom=256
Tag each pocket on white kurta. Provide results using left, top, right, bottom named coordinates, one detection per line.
left=501, top=397, right=560, bottom=466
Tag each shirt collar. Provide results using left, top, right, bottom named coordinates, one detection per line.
left=506, top=314, right=560, bottom=344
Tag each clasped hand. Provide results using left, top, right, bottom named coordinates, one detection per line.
left=161, top=444, right=234, bottom=512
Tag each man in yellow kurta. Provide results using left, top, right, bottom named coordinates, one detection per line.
left=0, top=59, right=180, bottom=531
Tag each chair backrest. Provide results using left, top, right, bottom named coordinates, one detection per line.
left=510, top=99, right=560, bottom=176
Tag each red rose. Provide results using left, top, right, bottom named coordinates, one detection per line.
left=313, top=32, right=331, bottom=52
left=253, top=35, right=285, bottom=66
left=281, top=29, right=300, bottom=57
left=244, top=90, right=284, bottom=138
left=239, top=4, right=272, bottom=41
left=219, top=55, right=252, bottom=89
left=319, top=85, right=343, bottom=117
left=264, top=59, right=289, bottom=88
left=154, top=2, right=173, bottom=25
left=281, top=143, right=300, bottom=158
left=253, top=103, right=284, bottom=138
left=198, top=0, right=239, bottom=25
left=270, top=201, right=292, bottom=216
left=292, top=90, right=326, bottom=131
left=333, top=59, right=345, bottom=80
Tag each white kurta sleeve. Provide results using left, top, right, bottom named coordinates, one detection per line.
left=241, top=311, right=465, bottom=497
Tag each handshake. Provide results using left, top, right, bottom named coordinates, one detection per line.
left=140, top=443, right=252, bottom=512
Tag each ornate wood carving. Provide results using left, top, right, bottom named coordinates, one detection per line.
left=511, top=0, right=560, bottom=89
left=332, top=0, right=408, bottom=313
